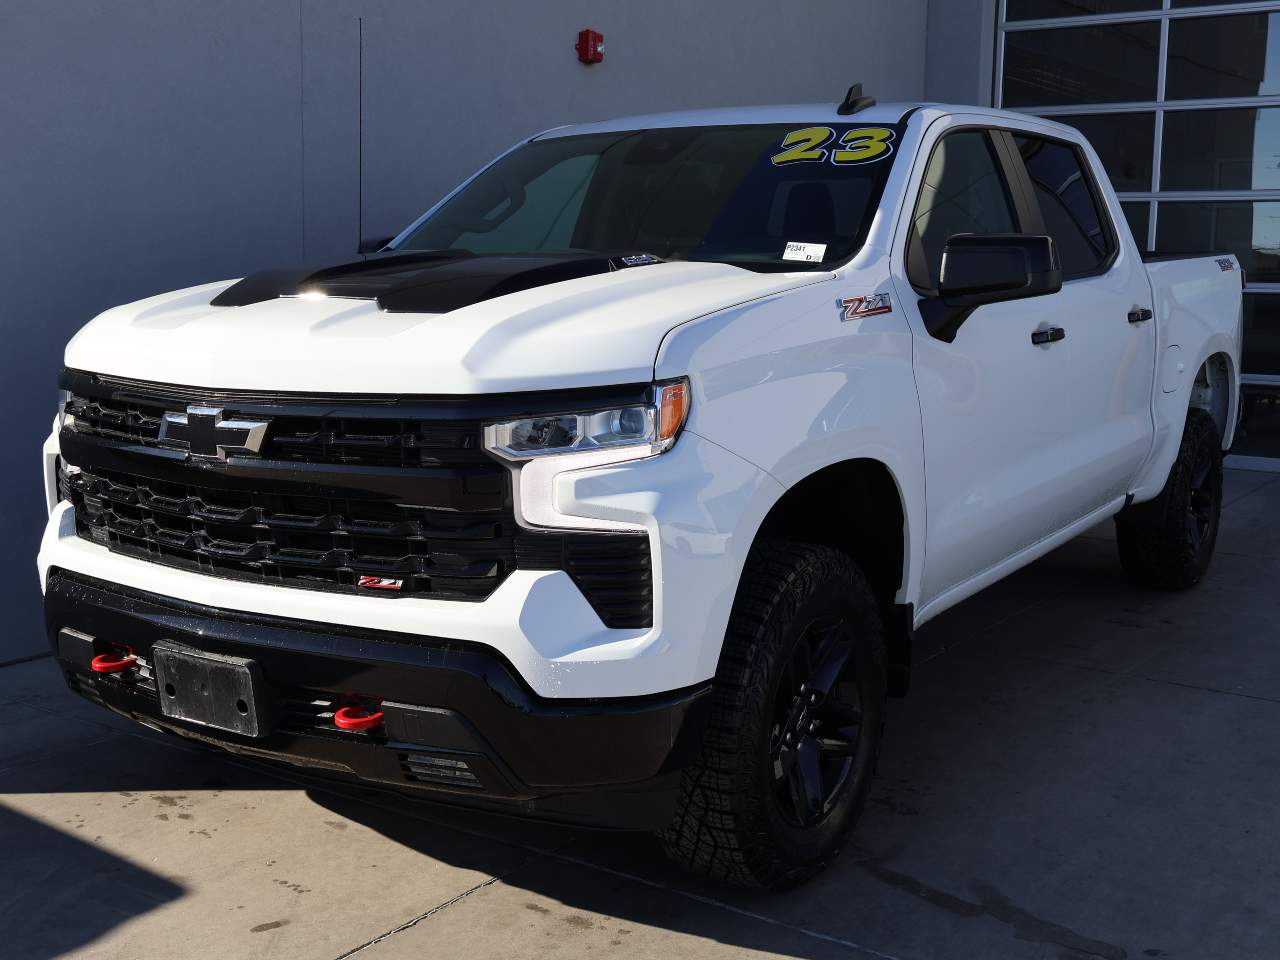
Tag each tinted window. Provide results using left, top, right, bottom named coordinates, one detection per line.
left=1007, top=0, right=1157, bottom=19
left=1055, top=113, right=1154, bottom=192
left=1016, top=135, right=1114, bottom=278
left=1121, top=202, right=1151, bottom=249
left=451, top=154, right=598, bottom=254
left=1162, top=108, right=1280, bottom=191
left=907, top=131, right=1019, bottom=292
left=1243, top=295, right=1280, bottom=376
left=1155, top=201, right=1280, bottom=282
left=400, top=124, right=902, bottom=271
left=1167, top=13, right=1280, bottom=101
left=1002, top=21, right=1160, bottom=107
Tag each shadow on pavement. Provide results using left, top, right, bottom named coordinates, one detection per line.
left=2, top=802, right=185, bottom=960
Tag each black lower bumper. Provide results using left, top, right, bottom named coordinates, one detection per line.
left=43, top=570, right=711, bottom=829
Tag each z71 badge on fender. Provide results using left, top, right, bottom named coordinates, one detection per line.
left=841, top=293, right=892, bottom=321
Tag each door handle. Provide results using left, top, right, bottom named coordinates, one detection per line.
left=1128, top=307, right=1153, bottom=324
left=1031, top=326, right=1066, bottom=346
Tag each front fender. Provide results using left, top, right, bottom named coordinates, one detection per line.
left=656, top=277, right=926, bottom=608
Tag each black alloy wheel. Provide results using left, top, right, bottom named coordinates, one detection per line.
left=769, top=617, right=863, bottom=828
left=1185, top=439, right=1217, bottom=555
left=1116, top=407, right=1223, bottom=590
left=662, top=541, right=886, bottom=887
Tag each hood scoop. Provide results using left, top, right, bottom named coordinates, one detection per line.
left=211, top=251, right=664, bottom=315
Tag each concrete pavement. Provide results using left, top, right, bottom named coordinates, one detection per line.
left=4, top=468, right=1279, bottom=960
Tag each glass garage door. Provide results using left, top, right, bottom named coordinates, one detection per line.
left=997, top=0, right=1280, bottom=394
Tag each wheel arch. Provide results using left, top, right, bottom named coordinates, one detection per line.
left=748, top=457, right=915, bottom=696
left=1132, top=344, right=1240, bottom=504
left=1190, top=350, right=1238, bottom=449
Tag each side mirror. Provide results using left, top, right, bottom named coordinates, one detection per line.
left=921, top=234, right=1061, bottom=342
left=358, top=235, right=395, bottom=255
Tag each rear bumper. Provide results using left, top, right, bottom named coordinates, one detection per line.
left=43, top=569, right=712, bottom=829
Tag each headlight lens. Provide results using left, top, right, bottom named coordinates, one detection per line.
left=484, top=378, right=690, bottom=462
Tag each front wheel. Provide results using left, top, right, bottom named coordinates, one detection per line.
left=661, top=541, right=886, bottom=888
left=1115, top=407, right=1223, bottom=590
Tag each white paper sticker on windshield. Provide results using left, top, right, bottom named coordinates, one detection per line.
left=783, top=241, right=827, bottom=263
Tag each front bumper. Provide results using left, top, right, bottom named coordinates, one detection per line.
left=44, top=569, right=711, bottom=829
left=41, top=425, right=785, bottom=699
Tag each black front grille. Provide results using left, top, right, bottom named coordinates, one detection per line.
left=63, top=392, right=483, bottom=469
left=70, top=466, right=516, bottom=600
left=59, top=373, right=654, bottom=627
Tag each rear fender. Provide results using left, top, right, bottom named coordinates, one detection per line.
left=1131, top=323, right=1240, bottom=504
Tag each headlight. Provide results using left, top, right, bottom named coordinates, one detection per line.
left=484, top=379, right=691, bottom=463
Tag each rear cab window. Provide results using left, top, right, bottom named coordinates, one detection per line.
left=1013, top=134, right=1117, bottom=279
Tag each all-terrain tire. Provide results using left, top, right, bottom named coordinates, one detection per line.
left=661, top=541, right=886, bottom=888
left=1115, top=408, right=1223, bottom=590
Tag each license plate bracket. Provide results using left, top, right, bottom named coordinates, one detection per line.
left=152, top=641, right=266, bottom=738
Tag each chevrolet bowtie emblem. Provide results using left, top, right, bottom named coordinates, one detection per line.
left=158, top=405, right=269, bottom=460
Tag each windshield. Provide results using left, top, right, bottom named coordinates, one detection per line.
left=395, top=123, right=903, bottom=271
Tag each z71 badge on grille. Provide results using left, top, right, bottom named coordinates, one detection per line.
left=158, top=405, right=269, bottom=460
left=358, top=576, right=404, bottom=591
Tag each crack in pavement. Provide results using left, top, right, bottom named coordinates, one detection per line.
left=988, top=648, right=1280, bottom=707
left=223, top=754, right=907, bottom=959
left=330, top=870, right=513, bottom=959
left=1223, top=472, right=1280, bottom=509
left=0, top=652, right=52, bottom=671
left=855, top=851, right=1127, bottom=960
left=543, top=847, right=907, bottom=960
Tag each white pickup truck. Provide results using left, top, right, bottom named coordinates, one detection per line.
left=39, top=94, right=1242, bottom=888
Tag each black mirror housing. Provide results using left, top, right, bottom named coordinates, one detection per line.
left=921, top=233, right=1062, bottom=342
left=940, top=233, right=1061, bottom=305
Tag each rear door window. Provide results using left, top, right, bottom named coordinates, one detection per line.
left=1014, top=134, right=1116, bottom=278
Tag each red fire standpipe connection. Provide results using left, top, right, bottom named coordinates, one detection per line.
left=576, top=28, right=603, bottom=64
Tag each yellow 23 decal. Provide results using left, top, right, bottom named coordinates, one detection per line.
left=771, top=126, right=896, bottom=166
left=832, top=127, right=895, bottom=164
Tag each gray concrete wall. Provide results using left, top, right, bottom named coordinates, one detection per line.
left=924, top=0, right=999, bottom=107
left=1, top=0, right=933, bottom=661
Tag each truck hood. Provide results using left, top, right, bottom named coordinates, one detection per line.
left=65, top=260, right=827, bottom=393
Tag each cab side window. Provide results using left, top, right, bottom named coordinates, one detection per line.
left=907, top=130, right=1019, bottom=293
left=1014, top=135, right=1114, bottom=279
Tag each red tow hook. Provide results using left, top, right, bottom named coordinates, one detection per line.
left=91, top=651, right=137, bottom=674
left=334, top=705, right=384, bottom=731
